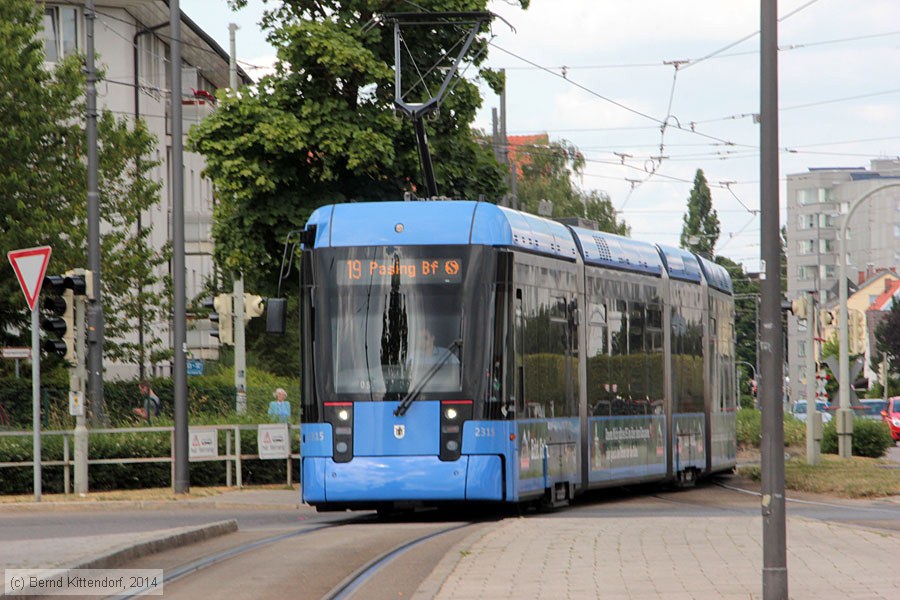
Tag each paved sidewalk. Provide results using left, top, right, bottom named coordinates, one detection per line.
left=416, top=514, right=900, bottom=600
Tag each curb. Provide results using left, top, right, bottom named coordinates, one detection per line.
left=2, top=519, right=238, bottom=599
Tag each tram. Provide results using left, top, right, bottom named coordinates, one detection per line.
left=294, top=200, right=737, bottom=511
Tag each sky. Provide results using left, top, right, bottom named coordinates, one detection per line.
left=179, top=0, right=900, bottom=272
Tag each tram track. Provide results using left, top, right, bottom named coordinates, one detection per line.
left=321, top=522, right=475, bottom=600
left=109, top=522, right=343, bottom=599
left=108, top=513, right=482, bottom=600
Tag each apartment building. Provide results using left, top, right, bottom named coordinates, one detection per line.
left=37, top=1, right=252, bottom=378
left=785, top=159, right=900, bottom=405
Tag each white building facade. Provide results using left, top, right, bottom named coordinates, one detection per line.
left=785, top=159, right=900, bottom=405
left=38, top=1, right=251, bottom=378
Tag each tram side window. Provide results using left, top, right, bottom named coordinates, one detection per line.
left=673, top=305, right=704, bottom=413
left=517, top=282, right=573, bottom=419
left=627, top=302, right=648, bottom=414
left=646, top=304, right=664, bottom=413
left=587, top=300, right=612, bottom=416
left=607, top=300, right=627, bottom=415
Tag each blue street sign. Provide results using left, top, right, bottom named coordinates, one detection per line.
left=186, top=359, right=205, bottom=376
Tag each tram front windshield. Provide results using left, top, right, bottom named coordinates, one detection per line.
left=316, top=247, right=479, bottom=402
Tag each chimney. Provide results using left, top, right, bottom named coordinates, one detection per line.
left=858, top=271, right=866, bottom=285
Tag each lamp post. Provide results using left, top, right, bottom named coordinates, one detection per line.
left=838, top=182, right=900, bottom=458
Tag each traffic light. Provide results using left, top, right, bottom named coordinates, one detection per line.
left=64, top=268, right=93, bottom=299
left=41, top=275, right=75, bottom=361
left=213, top=293, right=233, bottom=346
left=243, top=294, right=265, bottom=321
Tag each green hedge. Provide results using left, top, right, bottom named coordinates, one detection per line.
left=0, top=370, right=300, bottom=429
left=820, top=418, right=893, bottom=458
left=741, top=408, right=893, bottom=458
left=0, top=427, right=300, bottom=494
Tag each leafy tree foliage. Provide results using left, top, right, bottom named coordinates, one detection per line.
left=192, top=0, right=526, bottom=293
left=679, top=169, right=720, bottom=257
left=715, top=256, right=759, bottom=378
left=0, top=0, right=167, bottom=373
left=875, top=300, right=900, bottom=374
left=514, top=137, right=629, bottom=235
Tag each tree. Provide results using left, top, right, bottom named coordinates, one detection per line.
left=513, top=137, right=629, bottom=235
left=0, top=0, right=167, bottom=374
left=680, top=169, right=720, bottom=257
left=875, top=300, right=900, bottom=374
left=190, top=1, right=524, bottom=293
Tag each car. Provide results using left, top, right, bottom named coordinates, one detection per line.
left=883, top=397, right=900, bottom=442
left=792, top=399, right=832, bottom=423
left=856, top=399, right=887, bottom=421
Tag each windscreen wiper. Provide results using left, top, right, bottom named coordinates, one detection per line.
left=394, top=339, right=461, bottom=417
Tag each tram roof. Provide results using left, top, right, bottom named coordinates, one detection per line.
left=655, top=244, right=703, bottom=284
left=696, top=256, right=734, bottom=294
left=568, top=228, right=664, bottom=276
left=303, top=201, right=731, bottom=291
left=305, top=201, right=579, bottom=260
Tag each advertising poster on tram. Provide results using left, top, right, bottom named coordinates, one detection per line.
left=589, top=415, right=666, bottom=480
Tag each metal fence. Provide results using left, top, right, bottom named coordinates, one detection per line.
left=0, top=424, right=300, bottom=494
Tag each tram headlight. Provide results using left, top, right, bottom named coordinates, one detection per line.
left=439, top=400, right=472, bottom=462
left=324, top=402, right=354, bottom=463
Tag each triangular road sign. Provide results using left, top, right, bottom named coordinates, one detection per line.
left=7, top=246, right=52, bottom=311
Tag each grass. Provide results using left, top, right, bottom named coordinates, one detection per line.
left=738, top=452, right=900, bottom=498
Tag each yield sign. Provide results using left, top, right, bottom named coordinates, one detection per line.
left=7, top=246, right=52, bottom=311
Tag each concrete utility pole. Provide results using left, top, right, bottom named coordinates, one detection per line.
left=760, top=1, right=788, bottom=598
left=229, top=23, right=248, bottom=414
left=837, top=182, right=900, bottom=457
left=170, top=0, right=189, bottom=494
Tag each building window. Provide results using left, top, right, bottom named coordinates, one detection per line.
left=819, top=239, right=835, bottom=254
left=798, top=240, right=814, bottom=255
left=798, top=214, right=815, bottom=230
left=797, top=188, right=828, bottom=206
left=798, top=266, right=814, bottom=281
left=820, top=265, right=835, bottom=279
left=40, top=6, right=79, bottom=63
left=798, top=341, right=806, bottom=358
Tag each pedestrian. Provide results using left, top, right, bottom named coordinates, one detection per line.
left=135, top=381, right=161, bottom=425
left=268, top=387, right=291, bottom=423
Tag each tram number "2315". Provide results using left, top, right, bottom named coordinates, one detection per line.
left=474, top=426, right=495, bottom=438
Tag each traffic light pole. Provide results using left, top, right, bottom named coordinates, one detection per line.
left=31, top=305, right=42, bottom=502
left=234, top=275, right=247, bottom=414
left=74, top=297, right=88, bottom=494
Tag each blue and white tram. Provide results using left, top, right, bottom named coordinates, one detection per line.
left=297, top=200, right=736, bottom=511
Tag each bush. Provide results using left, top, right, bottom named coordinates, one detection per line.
left=737, top=408, right=761, bottom=447
left=821, top=418, right=893, bottom=458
